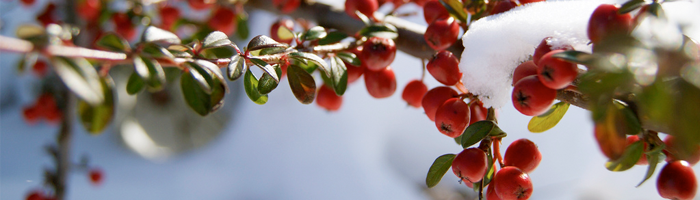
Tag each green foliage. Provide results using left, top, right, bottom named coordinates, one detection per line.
left=528, top=102, right=570, bottom=133
left=606, top=141, right=644, bottom=171
left=425, top=154, right=456, bottom=188
left=95, top=33, right=131, bottom=52
left=287, top=64, right=316, bottom=104
left=460, top=120, right=505, bottom=148
left=51, top=57, right=104, bottom=106
left=78, top=77, right=115, bottom=134
left=301, top=26, right=327, bottom=41
left=439, top=0, right=468, bottom=23
left=243, top=69, right=269, bottom=105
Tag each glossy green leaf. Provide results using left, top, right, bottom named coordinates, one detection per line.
left=202, top=31, right=232, bottom=48
left=227, top=54, right=247, bottom=81
left=646, top=2, right=665, bottom=18
left=247, top=35, right=288, bottom=51
left=318, top=31, right=348, bottom=45
left=329, top=56, right=348, bottom=95
left=528, top=102, right=570, bottom=133
left=439, top=0, right=468, bottom=22
left=606, top=141, right=644, bottom=171
left=637, top=148, right=663, bottom=187
left=244, top=69, right=268, bottom=105
left=336, top=52, right=361, bottom=66
left=618, top=0, right=645, bottom=14
left=287, top=64, right=316, bottom=104
left=258, top=73, right=279, bottom=95
left=167, top=44, right=194, bottom=58
left=51, top=57, right=104, bottom=105
left=141, top=42, right=174, bottom=60
left=181, top=71, right=211, bottom=116
left=288, top=52, right=331, bottom=77
left=425, top=154, right=456, bottom=188
left=614, top=100, right=642, bottom=135
left=184, top=62, right=213, bottom=94
left=142, top=26, right=181, bottom=45
left=96, top=32, right=131, bottom=52
left=133, top=56, right=166, bottom=91
left=249, top=58, right=280, bottom=83
left=78, top=77, right=115, bottom=134
left=236, top=14, right=250, bottom=39
left=355, top=11, right=372, bottom=25
left=126, top=72, right=145, bottom=95
left=199, top=45, right=238, bottom=59
left=358, top=24, right=399, bottom=39
left=302, top=26, right=327, bottom=41
left=461, top=120, right=501, bottom=148
left=258, top=46, right=291, bottom=55
left=551, top=50, right=596, bottom=65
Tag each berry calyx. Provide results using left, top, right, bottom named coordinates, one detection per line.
left=364, top=66, right=397, bottom=98
left=424, top=17, right=460, bottom=51
left=493, top=166, right=533, bottom=200
left=664, top=135, right=700, bottom=166
left=503, top=138, right=542, bottom=173
left=270, top=18, right=295, bottom=44
left=657, top=161, right=697, bottom=200
left=187, top=0, right=215, bottom=10
left=273, top=0, right=301, bottom=13
left=427, top=50, right=462, bottom=86
left=316, top=84, right=343, bottom=111
left=345, top=0, right=379, bottom=20
left=423, top=0, right=449, bottom=23
left=435, top=98, right=471, bottom=138
left=361, top=37, right=397, bottom=71
left=532, top=37, right=573, bottom=65
left=89, top=168, right=104, bottom=186
left=511, top=75, right=557, bottom=116
left=402, top=80, right=428, bottom=108
left=587, top=4, right=633, bottom=44
left=512, top=60, right=538, bottom=86
left=208, top=7, right=237, bottom=34
left=422, top=86, right=458, bottom=121
left=490, top=0, right=517, bottom=15
left=452, top=148, right=488, bottom=183
left=536, top=50, right=578, bottom=90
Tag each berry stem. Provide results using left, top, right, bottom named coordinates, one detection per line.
left=420, top=58, right=426, bottom=82
left=456, top=80, right=469, bottom=94
left=493, top=137, right=505, bottom=168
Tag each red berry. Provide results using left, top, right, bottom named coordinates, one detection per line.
left=89, top=168, right=104, bottom=186
left=188, top=0, right=215, bottom=10
left=316, top=84, right=343, bottom=111
left=511, top=75, right=556, bottom=116
left=487, top=183, right=504, bottom=200
left=364, top=66, right=397, bottom=98
left=402, top=80, right=428, bottom=108
left=23, top=106, right=41, bottom=124
left=518, top=0, right=544, bottom=4
left=664, top=135, right=700, bottom=166
left=423, top=0, right=450, bottom=23
left=493, top=166, right=533, bottom=200
left=273, top=0, right=302, bottom=13
left=361, top=37, right=397, bottom=71
left=20, top=0, right=35, bottom=6
left=503, top=139, right=542, bottom=173
left=159, top=6, right=181, bottom=30
left=625, top=135, right=648, bottom=165
left=427, top=50, right=462, bottom=86
left=270, top=18, right=295, bottom=44
left=435, top=98, right=471, bottom=138
left=532, top=37, right=573, bottom=65
left=452, top=148, right=488, bottom=183
left=594, top=122, right=627, bottom=160
left=37, top=3, right=58, bottom=26
left=345, top=47, right=365, bottom=84
left=490, top=0, right=517, bottom=15
left=112, top=13, right=136, bottom=41
left=537, top=50, right=578, bottom=90
left=657, top=161, right=697, bottom=200
left=421, top=86, right=458, bottom=121
left=32, top=60, right=48, bottom=77
left=345, top=0, right=379, bottom=20
left=469, top=101, right=488, bottom=125
left=76, top=0, right=101, bottom=21
left=587, top=4, right=633, bottom=44
left=424, top=17, right=460, bottom=51
left=208, top=7, right=237, bottom=34
left=512, top=61, right=538, bottom=86
left=25, top=190, right=44, bottom=200
left=44, top=109, right=62, bottom=123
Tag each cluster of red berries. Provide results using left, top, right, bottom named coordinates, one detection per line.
left=24, top=190, right=56, bottom=200
left=422, top=0, right=459, bottom=51
left=511, top=37, right=576, bottom=116
left=452, top=138, right=542, bottom=200
left=23, top=94, right=61, bottom=124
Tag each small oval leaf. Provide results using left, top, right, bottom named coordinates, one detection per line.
left=247, top=35, right=288, bottom=51
left=528, top=102, right=570, bottom=133
left=551, top=50, right=596, bottom=65
left=336, top=52, right=361, bottom=66
left=288, top=52, right=331, bottom=77
left=78, top=77, right=115, bottom=134
left=287, top=64, right=316, bottom=104
left=202, top=31, right=232, bottom=48
left=244, top=69, right=269, bottom=105
left=358, top=24, right=399, bottom=39
left=426, top=154, right=456, bottom=188
left=227, top=54, right=247, bottom=81
left=461, top=120, right=498, bottom=148
left=258, top=72, right=279, bottom=94
left=330, top=56, right=348, bottom=95
left=318, top=31, right=348, bottom=45
left=302, top=26, right=327, bottom=41
left=142, top=26, right=181, bottom=45
left=96, top=32, right=131, bottom=52
left=52, top=57, right=104, bottom=105
left=181, top=71, right=211, bottom=116
left=126, top=72, right=145, bottom=95
left=605, top=140, right=644, bottom=171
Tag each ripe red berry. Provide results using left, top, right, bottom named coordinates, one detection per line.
left=20, top=0, right=36, bottom=6
left=422, top=86, right=458, bottom=121
left=423, top=0, right=450, bottom=23
left=364, top=66, right=397, bottom=98
left=587, top=4, right=633, bottom=44
left=345, top=0, right=379, bottom=20
left=511, top=75, right=557, bottom=116
left=657, top=161, right=697, bottom=200
left=187, top=0, right=215, bottom=10
left=504, top=139, right=542, bottom=173
left=273, top=0, right=302, bottom=13
left=37, top=3, right=58, bottom=26
left=270, top=18, right=295, bottom=44
left=487, top=183, right=504, bottom=200
left=76, top=0, right=101, bottom=21
left=208, top=7, right=237, bottom=34
left=626, top=135, right=648, bottom=165
left=413, top=0, right=430, bottom=6
left=345, top=46, right=365, bottom=84
left=316, top=84, right=343, bottom=111
left=493, top=166, right=533, bottom=200
left=25, top=190, right=44, bottom=200
left=159, top=6, right=181, bottom=30
left=424, top=17, right=460, bottom=51
left=490, top=0, right=517, bottom=15
left=32, top=60, right=48, bottom=77
left=537, top=50, right=578, bottom=90
left=532, top=37, right=573, bottom=65
left=452, top=148, right=488, bottom=183
left=402, top=80, right=428, bottom=108
left=112, top=13, right=136, bottom=41
left=518, top=0, right=544, bottom=5
left=89, top=168, right=104, bottom=186
left=469, top=101, right=488, bottom=125
left=435, top=98, right=471, bottom=138
left=23, top=106, right=41, bottom=124
left=361, top=37, right=397, bottom=71
left=664, top=135, right=700, bottom=166
left=427, top=50, right=462, bottom=86
left=512, top=61, right=538, bottom=86
left=594, top=122, right=627, bottom=160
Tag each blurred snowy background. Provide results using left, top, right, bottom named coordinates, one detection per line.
left=2, top=0, right=700, bottom=199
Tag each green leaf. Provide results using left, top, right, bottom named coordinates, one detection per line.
left=78, top=77, right=115, bottom=134
left=551, top=50, right=596, bottom=65
left=461, top=120, right=501, bottom=148
left=336, top=52, right=361, bottom=66
left=618, top=0, right=645, bottom=14
left=193, top=59, right=226, bottom=84
left=249, top=58, right=280, bottom=83
left=17, top=52, right=38, bottom=73
left=637, top=148, right=663, bottom=187
left=355, top=11, right=372, bottom=25
left=258, top=46, right=291, bottom=55
left=646, top=2, right=665, bottom=18
left=199, top=45, right=238, bottom=59
left=133, top=56, right=167, bottom=91
left=96, top=33, right=131, bottom=52
left=329, top=56, right=348, bottom=95
left=244, top=69, right=269, bottom=105
left=142, top=26, right=181, bottom=45
left=318, top=31, right=348, bottom=45
left=141, top=42, right=174, bottom=60
left=167, top=44, right=194, bottom=58
left=126, top=72, right=145, bottom=95
left=425, top=154, right=456, bottom=188
left=202, top=31, right=232, bottom=48
left=439, top=0, right=468, bottom=23
left=613, top=100, right=642, bottom=135
left=184, top=62, right=213, bottom=94
left=51, top=57, right=104, bottom=105
left=288, top=52, right=331, bottom=77
left=528, top=102, right=570, bottom=133
left=181, top=70, right=211, bottom=116
left=247, top=35, right=288, bottom=51
left=358, top=24, right=399, bottom=39
left=258, top=72, right=279, bottom=94
left=287, top=64, right=316, bottom=104
left=236, top=14, right=250, bottom=39
left=302, top=26, right=327, bottom=41
left=227, top=54, right=247, bottom=81
left=605, top=141, right=644, bottom=171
